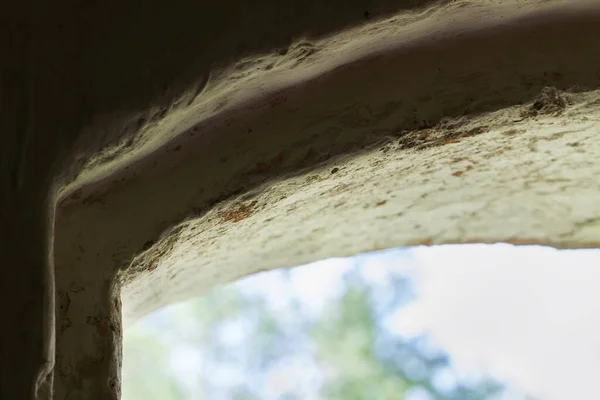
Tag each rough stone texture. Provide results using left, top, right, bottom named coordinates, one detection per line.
left=119, top=90, right=600, bottom=322
left=1, top=0, right=600, bottom=399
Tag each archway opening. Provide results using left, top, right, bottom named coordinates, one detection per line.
left=122, top=244, right=600, bottom=399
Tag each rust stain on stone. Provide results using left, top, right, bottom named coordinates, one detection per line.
left=220, top=200, right=258, bottom=223
left=452, top=165, right=474, bottom=177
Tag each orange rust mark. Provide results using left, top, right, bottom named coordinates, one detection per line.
left=452, top=165, right=474, bottom=177
left=375, top=200, right=387, bottom=207
left=221, top=200, right=258, bottom=223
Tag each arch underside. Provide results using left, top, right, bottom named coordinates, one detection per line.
left=48, top=1, right=600, bottom=398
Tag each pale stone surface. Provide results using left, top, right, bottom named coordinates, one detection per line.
left=1, top=0, right=600, bottom=399
left=120, top=90, right=600, bottom=322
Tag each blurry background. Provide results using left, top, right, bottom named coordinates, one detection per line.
left=123, top=244, right=600, bottom=400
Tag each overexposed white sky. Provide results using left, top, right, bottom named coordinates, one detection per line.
left=238, top=244, right=600, bottom=400
left=129, top=244, right=600, bottom=400
left=394, top=244, right=600, bottom=400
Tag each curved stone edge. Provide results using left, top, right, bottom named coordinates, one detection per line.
left=54, top=4, right=600, bottom=319
left=58, top=0, right=597, bottom=202
left=121, top=88, right=600, bottom=322
left=4, top=1, right=597, bottom=399
left=49, top=2, right=600, bottom=399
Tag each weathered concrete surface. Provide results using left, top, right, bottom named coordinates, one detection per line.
left=2, top=0, right=600, bottom=399
left=118, top=89, right=600, bottom=322
left=2, top=1, right=446, bottom=397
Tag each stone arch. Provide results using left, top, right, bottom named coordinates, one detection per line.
left=2, top=1, right=600, bottom=399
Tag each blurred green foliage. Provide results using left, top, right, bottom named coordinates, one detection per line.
left=123, top=259, right=502, bottom=400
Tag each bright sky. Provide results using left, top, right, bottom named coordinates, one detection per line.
left=237, top=244, right=600, bottom=400
left=395, top=244, right=600, bottom=400
left=132, top=244, right=600, bottom=400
